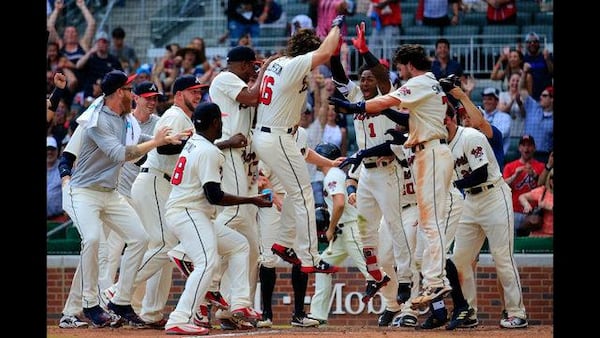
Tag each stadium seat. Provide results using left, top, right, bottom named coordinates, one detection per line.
left=516, top=12, right=533, bottom=27
left=518, top=1, right=541, bottom=14
left=461, top=12, right=487, bottom=27
left=401, top=25, right=441, bottom=46
left=442, top=24, right=480, bottom=45
left=521, top=24, right=553, bottom=42
left=481, top=25, right=520, bottom=45
left=533, top=12, right=553, bottom=25
left=402, top=12, right=415, bottom=28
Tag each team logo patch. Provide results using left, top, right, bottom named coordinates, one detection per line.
left=327, top=181, right=337, bottom=191
left=398, top=86, right=411, bottom=96
left=470, top=146, right=484, bottom=159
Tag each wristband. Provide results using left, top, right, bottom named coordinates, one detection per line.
left=346, top=185, right=357, bottom=195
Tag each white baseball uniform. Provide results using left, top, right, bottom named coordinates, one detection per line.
left=387, top=72, right=454, bottom=291
left=165, top=133, right=251, bottom=326
left=308, top=165, right=370, bottom=321
left=335, top=78, right=411, bottom=284
left=253, top=52, right=321, bottom=267
left=209, top=70, right=260, bottom=302
left=448, top=126, right=527, bottom=321
left=127, top=104, right=193, bottom=323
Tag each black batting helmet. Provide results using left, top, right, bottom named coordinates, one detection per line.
left=314, top=142, right=341, bottom=161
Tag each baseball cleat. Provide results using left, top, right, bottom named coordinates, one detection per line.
left=169, top=256, right=194, bottom=278
left=205, top=291, right=229, bottom=310
left=193, top=304, right=211, bottom=328
left=378, top=309, right=400, bottom=327
left=82, top=305, right=115, bottom=328
left=362, top=274, right=391, bottom=303
left=229, top=308, right=257, bottom=330
left=300, top=260, right=339, bottom=274
left=144, top=318, right=167, bottom=329
left=107, top=302, right=146, bottom=328
left=392, top=313, right=418, bottom=327
left=165, top=323, right=210, bottom=335
left=500, top=316, right=528, bottom=329
left=291, top=314, right=320, bottom=327
left=58, top=314, right=89, bottom=328
left=410, top=285, right=452, bottom=309
left=271, top=243, right=302, bottom=265
left=420, top=308, right=448, bottom=330
left=446, top=306, right=472, bottom=330
left=397, top=282, right=412, bottom=304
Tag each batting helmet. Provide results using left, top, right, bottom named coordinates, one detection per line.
left=315, top=206, right=330, bottom=243
left=315, top=142, right=341, bottom=161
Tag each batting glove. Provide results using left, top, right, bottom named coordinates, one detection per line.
left=328, top=97, right=366, bottom=115
left=331, top=14, right=346, bottom=29
left=339, top=151, right=365, bottom=173
left=439, top=74, right=461, bottom=93
left=351, top=22, right=369, bottom=54
left=384, top=128, right=408, bottom=145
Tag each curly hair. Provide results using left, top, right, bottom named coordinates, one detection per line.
left=286, top=28, right=322, bottom=57
left=392, top=44, right=431, bottom=71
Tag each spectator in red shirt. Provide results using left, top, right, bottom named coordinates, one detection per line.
left=486, top=0, right=517, bottom=25
left=502, top=134, right=545, bottom=236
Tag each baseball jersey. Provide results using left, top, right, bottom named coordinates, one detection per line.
left=391, top=144, right=418, bottom=206
left=448, top=126, right=502, bottom=186
left=142, top=105, right=194, bottom=176
left=323, top=167, right=358, bottom=224
left=166, top=133, right=225, bottom=215
left=256, top=53, right=313, bottom=128
left=387, top=72, right=448, bottom=148
left=209, top=71, right=255, bottom=142
left=335, top=79, right=395, bottom=152
left=258, top=126, right=309, bottom=195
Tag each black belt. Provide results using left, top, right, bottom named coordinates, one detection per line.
left=402, top=203, right=415, bottom=210
left=364, top=161, right=388, bottom=169
left=140, top=167, right=171, bottom=182
left=411, top=139, right=447, bottom=152
left=260, top=126, right=293, bottom=134
left=467, top=184, right=494, bottom=195
left=337, top=223, right=345, bottom=228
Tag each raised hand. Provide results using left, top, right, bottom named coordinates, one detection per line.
left=331, top=14, right=346, bottom=29
left=328, top=97, right=366, bottom=115
left=351, top=21, right=369, bottom=53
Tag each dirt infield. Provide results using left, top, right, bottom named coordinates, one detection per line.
left=47, top=324, right=553, bottom=337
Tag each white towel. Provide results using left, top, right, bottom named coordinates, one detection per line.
left=125, top=114, right=141, bottom=146
left=76, top=95, right=105, bottom=129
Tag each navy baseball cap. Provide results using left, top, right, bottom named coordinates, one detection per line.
left=101, top=70, right=135, bottom=96
left=519, top=134, right=535, bottom=146
left=226, top=46, right=257, bottom=63
left=172, top=75, right=208, bottom=95
left=193, top=102, right=228, bottom=126
left=134, top=81, right=162, bottom=98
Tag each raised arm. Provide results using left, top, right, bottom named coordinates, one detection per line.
left=311, top=17, right=343, bottom=69
left=76, top=0, right=96, bottom=52
left=47, top=0, right=64, bottom=46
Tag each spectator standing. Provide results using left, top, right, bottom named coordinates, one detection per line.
left=316, top=0, right=351, bottom=39
left=421, top=0, right=461, bottom=27
left=109, top=27, right=140, bottom=74
left=490, top=48, right=532, bottom=93
left=431, top=38, right=463, bottom=80
left=47, top=0, right=96, bottom=93
left=225, top=0, right=262, bottom=47
left=257, top=0, right=284, bottom=25
left=519, top=168, right=553, bottom=237
left=485, top=0, right=517, bottom=24
left=47, top=41, right=78, bottom=94
left=368, top=0, right=402, bottom=59
left=502, top=134, right=545, bottom=236
left=480, top=87, right=511, bottom=155
left=498, top=72, right=526, bottom=138
left=522, top=32, right=554, bottom=102
left=75, top=31, right=123, bottom=99
left=47, top=136, right=66, bottom=221
left=520, top=78, right=553, bottom=160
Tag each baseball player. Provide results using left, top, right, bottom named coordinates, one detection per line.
left=256, top=128, right=346, bottom=328
left=102, top=75, right=201, bottom=327
left=329, top=44, right=455, bottom=306
left=307, top=142, right=371, bottom=324
left=101, top=81, right=168, bottom=322
left=329, top=23, right=412, bottom=301
left=163, top=102, right=272, bottom=335
left=208, top=46, right=276, bottom=306
left=443, top=82, right=528, bottom=329
left=63, top=70, right=188, bottom=327
left=252, top=17, right=345, bottom=273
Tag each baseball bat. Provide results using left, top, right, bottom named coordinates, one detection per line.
left=326, top=240, right=333, bottom=254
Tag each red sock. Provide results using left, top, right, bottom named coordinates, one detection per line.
left=363, top=248, right=382, bottom=281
